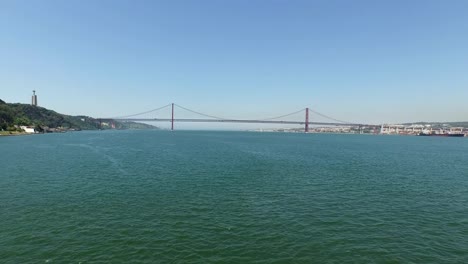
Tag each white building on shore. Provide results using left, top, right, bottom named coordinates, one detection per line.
left=20, top=126, right=36, bottom=133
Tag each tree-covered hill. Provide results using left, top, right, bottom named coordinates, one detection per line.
left=0, top=99, right=157, bottom=131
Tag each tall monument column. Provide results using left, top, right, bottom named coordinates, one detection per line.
left=31, top=90, right=38, bottom=106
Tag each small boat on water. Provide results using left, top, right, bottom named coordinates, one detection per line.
left=418, top=132, right=465, bottom=137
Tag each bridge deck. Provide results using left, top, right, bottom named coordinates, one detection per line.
left=113, top=118, right=373, bottom=127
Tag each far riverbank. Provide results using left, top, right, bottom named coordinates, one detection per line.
left=0, top=131, right=31, bottom=136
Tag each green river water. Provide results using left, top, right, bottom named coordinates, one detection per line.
left=1, top=130, right=467, bottom=263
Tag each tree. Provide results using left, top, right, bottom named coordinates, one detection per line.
left=14, top=116, right=31, bottom=126
left=0, top=105, right=14, bottom=129
left=35, top=124, right=44, bottom=133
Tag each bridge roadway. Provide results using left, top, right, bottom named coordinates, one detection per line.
left=114, top=118, right=374, bottom=127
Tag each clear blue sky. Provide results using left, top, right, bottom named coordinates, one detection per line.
left=1, top=0, right=468, bottom=128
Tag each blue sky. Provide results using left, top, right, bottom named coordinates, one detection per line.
left=1, top=0, right=468, bottom=129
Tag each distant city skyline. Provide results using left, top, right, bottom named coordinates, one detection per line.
left=2, top=0, right=468, bottom=129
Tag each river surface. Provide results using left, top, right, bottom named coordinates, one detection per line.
left=1, top=130, right=468, bottom=263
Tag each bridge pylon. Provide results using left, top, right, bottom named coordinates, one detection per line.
left=305, top=107, right=309, bottom=133
left=171, top=103, right=174, bottom=131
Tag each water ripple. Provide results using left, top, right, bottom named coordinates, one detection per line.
left=1, top=131, right=468, bottom=263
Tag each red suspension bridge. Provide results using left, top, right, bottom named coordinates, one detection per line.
left=101, top=103, right=377, bottom=132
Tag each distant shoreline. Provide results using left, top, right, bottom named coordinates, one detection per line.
left=0, top=131, right=31, bottom=137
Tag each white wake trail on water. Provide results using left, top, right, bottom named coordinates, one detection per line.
left=65, top=143, right=129, bottom=175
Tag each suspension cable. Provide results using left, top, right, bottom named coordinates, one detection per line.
left=308, top=108, right=356, bottom=124
left=259, top=108, right=306, bottom=121
left=112, top=103, right=172, bottom=119
left=174, top=104, right=227, bottom=120
left=111, top=102, right=358, bottom=125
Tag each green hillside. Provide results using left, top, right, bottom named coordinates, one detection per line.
left=0, top=100, right=156, bottom=131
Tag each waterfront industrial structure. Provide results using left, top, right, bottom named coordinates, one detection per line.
left=380, top=124, right=466, bottom=135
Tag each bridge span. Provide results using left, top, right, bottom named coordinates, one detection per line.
left=115, top=118, right=370, bottom=127
left=102, top=103, right=378, bottom=132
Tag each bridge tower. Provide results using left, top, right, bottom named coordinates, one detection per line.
left=305, top=107, right=309, bottom=133
left=171, top=103, right=174, bottom=131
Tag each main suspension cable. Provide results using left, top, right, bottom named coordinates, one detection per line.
left=112, top=103, right=172, bottom=119
left=308, top=108, right=356, bottom=124
left=260, top=108, right=306, bottom=121
left=174, top=104, right=227, bottom=120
